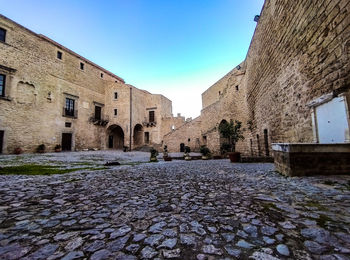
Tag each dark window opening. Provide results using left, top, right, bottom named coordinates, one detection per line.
left=236, top=85, right=239, bottom=91
left=65, top=98, right=75, bottom=117
left=264, top=129, right=269, bottom=157
left=257, top=134, right=261, bottom=156
left=101, top=73, right=104, bottom=78
left=0, top=28, right=6, bottom=42
left=0, top=130, right=4, bottom=154
left=219, top=91, right=221, bottom=95
left=57, top=51, right=62, bottom=60
left=114, top=92, right=118, bottom=99
left=188, top=138, right=190, bottom=142
left=0, top=74, right=5, bottom=97
left=250, top=139, right=253, bottom=156
left=80, top=62, right=84, bottom=70
left=114, top=109, right=118, bottom=116
left=149, top=111, right=155, bottom=122
left=65, top=122, right=72, bottom=128
left=95, top=106, right=102, bottom=120
left=145, top=132, right=150, bottom=144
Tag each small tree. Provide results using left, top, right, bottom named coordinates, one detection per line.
left=218, top=120, right=244, bottom=152
left=200, top=145, right=211, bottom=156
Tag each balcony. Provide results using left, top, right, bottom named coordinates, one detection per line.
left=89, top=115, right=109, bottom=126
left=62, top=107, right=78, bottom=118
left=143, top=121, right=157, bottom=127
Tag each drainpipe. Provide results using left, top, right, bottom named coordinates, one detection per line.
left=129, top=86, right=132, bottom=151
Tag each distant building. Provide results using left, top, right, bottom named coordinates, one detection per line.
left=164, top=0, right=350, bottom=155
left=0, top=14, right=185, bottom=154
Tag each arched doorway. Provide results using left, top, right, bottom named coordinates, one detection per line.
left=133, top=124, right=143, bottom=148
left=218, top=119, right=229, bottom=154
left=107, top=125, right=124, bottom=149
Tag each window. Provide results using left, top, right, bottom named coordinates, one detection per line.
left=100, top=73, right=104, bottom=78
left=149, top=111, right=155, bottom=122
left=114, top=92, right=118, bottom=99
left=114, top=109, right=118, bottom=116
left=65, top=122, right=72, bottom=127
left=145, top=132, right=150, bottom=144
left=0, top=74, right=5, bottom=97
left=236, top=85, right=239, bottom=91
left=80, top=62, right=84, bottom=70
left=188, top=138, right=191, bottom=142
left=65, top=98, right=75, bottom=117
left=57, top=51, right=62, bottom=60
left=0, top=28, right=6, bottom=42
left=95, top=106, right=101, bottom=120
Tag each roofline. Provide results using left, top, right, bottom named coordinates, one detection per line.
left=0, top=14, right=125, bottom=83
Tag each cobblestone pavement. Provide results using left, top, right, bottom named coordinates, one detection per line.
left=0, top=153, right=350, bottom=259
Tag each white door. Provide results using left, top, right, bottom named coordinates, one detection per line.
left=316, top=96, right=349, bottom=143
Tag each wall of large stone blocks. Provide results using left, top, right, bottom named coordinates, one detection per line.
left=163, top=117, right=202, bottom=152
left=200, top=65, right=251, bottom=155
left=0, top=15, right=178, bottom=154
left=244, top=0, right=350, bottom=156
left=0, top=16, right=115, bottom=153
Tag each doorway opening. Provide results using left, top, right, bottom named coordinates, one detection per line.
left=107, top=125, right=124, bottom=149
left=62, top=133, right=72, bottom=151
left=133, top=124, right=143, bottom=147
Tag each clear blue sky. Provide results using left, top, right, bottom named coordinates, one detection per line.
left=0, top=0, right=264, bottom=118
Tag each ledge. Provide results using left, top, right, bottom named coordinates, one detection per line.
left=0, top=96, right=12, bottom=101
left=272, top=143, right=350, bottom=153
left=272, top=143, right=350, bottom=176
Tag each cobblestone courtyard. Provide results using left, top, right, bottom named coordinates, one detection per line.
left=0, top=151, right=349, bottom=260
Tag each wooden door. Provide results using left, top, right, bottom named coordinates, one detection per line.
left=62, top=133, right=72, bottom=151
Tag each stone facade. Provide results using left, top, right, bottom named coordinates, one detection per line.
left=245, top=0, right=350, bottom=156
left=0, top=15, right=185, bottom=154
left=1, top=0, right=349, bottom=155
left=164, top=0, right=350, bottom=156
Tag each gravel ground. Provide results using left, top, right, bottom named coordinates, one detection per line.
left=0, top=151, right=349, bottom=259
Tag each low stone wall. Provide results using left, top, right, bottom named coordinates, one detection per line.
left=272, top=143, right=350, bottom=176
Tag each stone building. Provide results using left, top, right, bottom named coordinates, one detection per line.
left=0, top=14, right=185, bottom=154
left=164, top=0, right=350, bottom=155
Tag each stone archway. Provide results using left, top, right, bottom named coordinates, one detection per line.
left=218, top=119, right=229, bottom=153
left=133, top=124, right=143, bottom=148
left=107, top=124, right=124, bottom=150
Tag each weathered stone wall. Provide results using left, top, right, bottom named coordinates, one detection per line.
left=200, top=64, right=251, bottom=155
left=244, top=0, right=350, bottom=156
left=163, top=117, right=202, bottom=152
left=163, top=64, right=252, bottom=155
left=0, top=15, right=180, bottom=154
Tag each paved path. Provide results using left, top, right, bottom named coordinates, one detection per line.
left=0, top=153, right=349, bottom=259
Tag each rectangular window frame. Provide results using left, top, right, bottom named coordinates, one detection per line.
left=0, top=74, right=6, bottom=97
left=114, top=92, right=118, bottom=100
left=149, top=111, right=155, bottom=123
left=0, top=28, right=6, bottom=43
left=95, top=105, right=102, bottom=120
left=64, top=97, right=76, bottom=118
left=80, top=62, right=85, bottom=71
left=57, top=50, right=63, bottom=60
left=114, top=108, right=118, bottom=116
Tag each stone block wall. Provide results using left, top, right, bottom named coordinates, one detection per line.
left=245, top=0, right=350, bottom=155
left=0, top=15, right=180, bottom=154
left=163, top=117, right=202, bottom=152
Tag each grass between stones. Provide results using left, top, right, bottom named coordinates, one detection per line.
left=0, top=164, right=105, bottom=175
